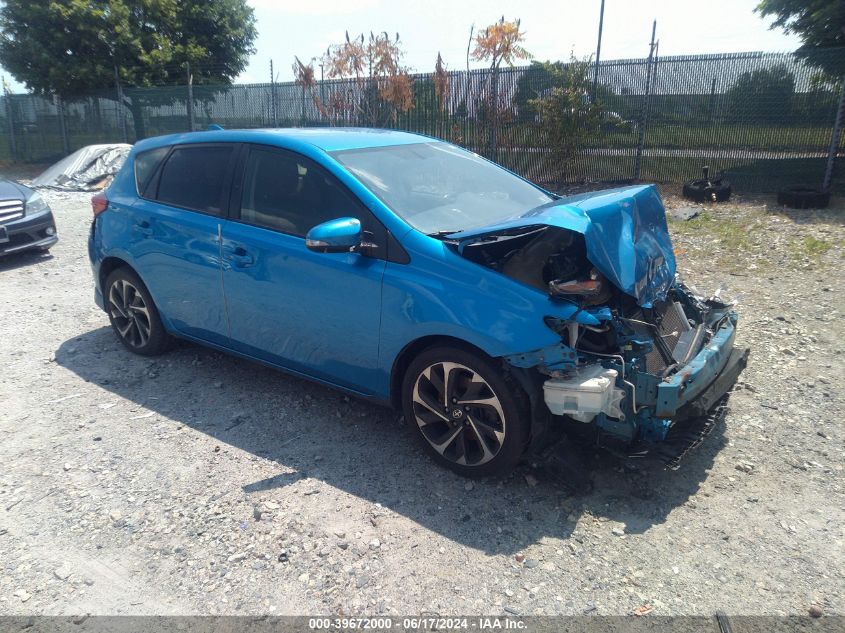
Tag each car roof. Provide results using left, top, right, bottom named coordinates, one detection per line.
left=133, top=127, right=435, bottom=154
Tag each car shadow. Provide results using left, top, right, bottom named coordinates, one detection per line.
left=55, top=326, right=726, bottom=554
left=0, top=248, right=54, bottom=271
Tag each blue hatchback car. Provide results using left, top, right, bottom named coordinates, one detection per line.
left=88, top=128, right=748, bottom=477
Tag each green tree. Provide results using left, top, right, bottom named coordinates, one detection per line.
left=513, top=62, right=554, bottom=123
left=756, top=0, right=845, bottom=76
left=727, top=63, right=795, bottom=124
left=0, top=0, right=257, bottom=139
left=529, top=58, right=603, bottom=189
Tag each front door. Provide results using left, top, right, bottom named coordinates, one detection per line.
left=221, top=145, right=386, bottom=394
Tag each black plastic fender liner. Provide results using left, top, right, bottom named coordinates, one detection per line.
left=777, top=186, right=831, bottom=210
left=505, top=364, right=557, bottom=453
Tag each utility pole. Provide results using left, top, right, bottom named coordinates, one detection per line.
left=3, top=77, right=17, bottom=161
left=592, top=0, right=606, bottom=102
left=319, top=62, right=325, bottom=111
left=634, top=20, right=658, bottom=181
left=114, top=64, right=128, bottom=143
left=56, top=94, right=69, bottom=155
left=186, top=62, right=195, bottom=132
left=270, top=59, right=277, bottom=127
left=823, top=74, right=845, bottom=192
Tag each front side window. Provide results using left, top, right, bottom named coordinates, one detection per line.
left=155, top=146, right=234, bottom=215
left=332, top=142, right=553, bottom=235
left=240, top=148, right=367, bottom=238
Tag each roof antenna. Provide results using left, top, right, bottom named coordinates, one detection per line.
left=207, top=124, right=224, bottom=131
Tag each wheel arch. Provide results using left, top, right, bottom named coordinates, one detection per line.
left=389, top=334, right=553, bottom=452
left=389, top=334, right=500, bottom=410
left=98, top=256, right=135, bottom=292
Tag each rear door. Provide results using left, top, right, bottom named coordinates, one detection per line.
left=221, top=145, right=386, bottom=394
left=130, top=143, right=238, bottom=346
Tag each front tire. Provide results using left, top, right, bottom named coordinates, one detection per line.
left=401, top=346, right=529, bottom=478
left=104, top=267, right=172, bottom=356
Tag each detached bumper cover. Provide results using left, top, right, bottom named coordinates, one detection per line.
left=655, top=313, right=749, bottom=418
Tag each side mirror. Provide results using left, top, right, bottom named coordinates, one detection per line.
left=305, top=217, right=362, bottom=253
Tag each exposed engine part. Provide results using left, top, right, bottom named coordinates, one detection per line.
left=660, top=300, right=693, bottom=352
left=672, top=324, right=707, bottom=365
left=548, top=268, right=614, bottom=305
left=462, top=226, right=593, bottom=294
left=500, top=229, right=589, bottom=291
left=629, top=300, right=702, bottom=375
left=543, top=365, right=625, bottom=422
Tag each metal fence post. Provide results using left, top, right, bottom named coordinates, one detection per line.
left=186, top=62, right=195, bottom=131
left=4, top=86, right=18, bottom=161
left=822, top=74, right=845, bottom=192
left=634, top=21, right=657, bottom=181
left=489, top=67, right=499, bottom=161
left=270, top=59, right=278, bottom=127
left=114, top=65, right=128, bottom=143
left=56, top=94, right=70, bottom=155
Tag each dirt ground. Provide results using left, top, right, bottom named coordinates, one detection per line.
left=0, top=183, right=842, bottom=617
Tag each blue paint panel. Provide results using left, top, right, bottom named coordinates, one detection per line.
left=221, top=221, right=385, bottom=395
left=132, top=127, right=431, bottom=154
left=122, top=198, right=230, bottom=346
left=374, top=229, right=591, bottom=398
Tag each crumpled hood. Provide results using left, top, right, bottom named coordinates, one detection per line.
left=447, top=184, right=676, bottom=307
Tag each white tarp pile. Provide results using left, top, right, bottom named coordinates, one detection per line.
left=32, top=143, right=132, bottom=191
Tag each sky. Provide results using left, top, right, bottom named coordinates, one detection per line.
left=1, top=0, right=802, bottom=91
left=239, top=0, right=802, bottom=84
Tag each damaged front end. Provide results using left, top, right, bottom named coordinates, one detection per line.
left=446, top=185, right=750, bottom=464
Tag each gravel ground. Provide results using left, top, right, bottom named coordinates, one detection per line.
left=0, top=186, right=842, bottom=617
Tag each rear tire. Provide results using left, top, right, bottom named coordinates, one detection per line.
left=401, top=345, right=530, bottom=478
left=104, top=267, right=172, bottom=356
left=777, top=186, right=830, bottom=209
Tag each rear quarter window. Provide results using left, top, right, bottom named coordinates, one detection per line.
left=134, top=147, right=169, bottom=196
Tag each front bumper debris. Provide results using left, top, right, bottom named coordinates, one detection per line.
left=655, top=313, right=744, bottom=418
left=509, top=280, right=749, bottom=462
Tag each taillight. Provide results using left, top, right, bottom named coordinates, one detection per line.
left=91, top=192, right=108, bottom=217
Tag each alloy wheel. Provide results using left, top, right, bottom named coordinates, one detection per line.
left=108, top=279, right=152, bottom=349
left=411, top=361, right=507, bottom=467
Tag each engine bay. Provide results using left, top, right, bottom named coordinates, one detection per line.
left=449, top=223, right=743, bottom=456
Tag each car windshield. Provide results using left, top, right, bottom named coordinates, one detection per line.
left=331, top=142, right=554, bottom=235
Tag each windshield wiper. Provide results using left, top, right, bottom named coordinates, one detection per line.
left=428, top=229, right=463, bottom=238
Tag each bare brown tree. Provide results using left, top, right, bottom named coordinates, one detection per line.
left=294, top=32, right=414, bottom=126
left=470, top=17, right=531, bottom=157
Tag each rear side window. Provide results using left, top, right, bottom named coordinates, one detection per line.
left=155, top=146, right=234, bottom=215
left=134, top=147, right=169, bottom=196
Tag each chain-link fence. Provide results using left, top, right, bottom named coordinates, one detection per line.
left=2, top=49, right=844, bottom=193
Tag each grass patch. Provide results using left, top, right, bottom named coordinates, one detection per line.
left=801, top=235, right=833, bottom=257
left=668, top=210, right=775, bottom=272
left=669, top=208, right=843, bottom=273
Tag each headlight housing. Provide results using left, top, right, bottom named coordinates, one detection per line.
left=25, top=192, right=50, bottom=217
